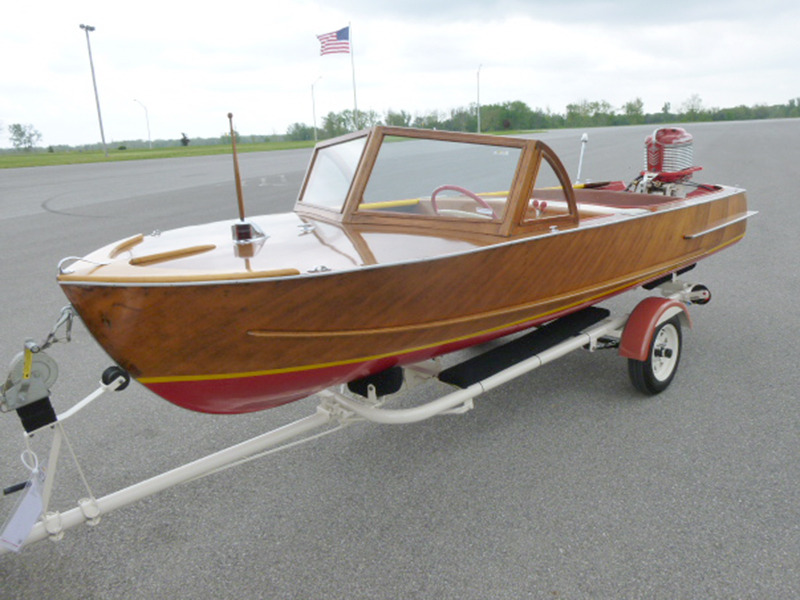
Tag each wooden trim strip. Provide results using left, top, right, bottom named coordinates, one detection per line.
left=109, top=234, right=144, bottom=258
left=374, top=126, right=529, bottom=148
left=130, top=245, right=217, bottom=266
left=683, top=211, right=757, bottom=239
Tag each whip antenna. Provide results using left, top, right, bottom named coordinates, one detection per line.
left=228, top=112, right=247, bottom=221
left=227, top=113, right=266, bottom=249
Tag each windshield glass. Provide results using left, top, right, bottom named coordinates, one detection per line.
left=300, top=136, right=367, bottom=211
left=358, top=136, right=521, bottom=221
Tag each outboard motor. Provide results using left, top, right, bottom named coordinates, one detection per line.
left=630, top=127, right=702, bottom=196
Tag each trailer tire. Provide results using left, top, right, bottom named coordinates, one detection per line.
left=627, top=316, right=682, bottom=395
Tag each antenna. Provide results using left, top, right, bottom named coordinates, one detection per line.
left=228, top=113, right=247, bottom=221
left=227, top=113, right=266, bottom=250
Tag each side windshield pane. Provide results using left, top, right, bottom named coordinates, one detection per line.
left=301, top=136, right=367, bottom=211
left=524, top=153, right=570, bottom=222
left=359, top=136, right=521, bottom=221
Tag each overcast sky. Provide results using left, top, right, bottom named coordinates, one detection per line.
left=2, top=0, right=799, bottom=147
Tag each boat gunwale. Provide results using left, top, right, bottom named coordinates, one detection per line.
left=57, top=184, right=748, bottom=289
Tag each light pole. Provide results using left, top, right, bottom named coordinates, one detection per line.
left=311, top=76, right=322, bottom=142
left=134, top=99, right=152, bottom=149
left=477, top=64, right=482, bottom=133
left=79, top=24, right=108, bottom=157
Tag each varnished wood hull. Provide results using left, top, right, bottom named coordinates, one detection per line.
left=60, top=189, right=749, bottom=414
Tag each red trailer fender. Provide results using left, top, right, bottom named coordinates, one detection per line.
left=619, top=298, right=692, bottom=361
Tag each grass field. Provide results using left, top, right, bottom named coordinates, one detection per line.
left=0, top=140, right=317, bottom=169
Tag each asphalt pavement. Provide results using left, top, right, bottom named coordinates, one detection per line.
left=0, top=120, right=797, bottom=598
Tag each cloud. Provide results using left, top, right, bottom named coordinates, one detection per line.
left=2, top=0, right=799, bottom=146
left=333, top=0, right=799, bottom=24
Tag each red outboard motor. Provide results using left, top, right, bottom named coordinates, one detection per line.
left=632, top=127, right=702, bottom=195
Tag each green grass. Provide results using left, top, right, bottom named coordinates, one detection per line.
left=0, top=140, right=317, bottom=169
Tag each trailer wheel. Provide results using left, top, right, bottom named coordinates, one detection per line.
left=627, top=316, right=682, bottom=395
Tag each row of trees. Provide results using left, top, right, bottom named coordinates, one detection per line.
left=286, top=95, right=800, bottom=141
left=7, top=95, right=800, bottom=151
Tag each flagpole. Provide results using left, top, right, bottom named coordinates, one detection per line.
left=349, top=22, right=359, bottom=130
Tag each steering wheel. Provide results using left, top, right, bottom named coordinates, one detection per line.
left=430, top=185, right=498, bottom=219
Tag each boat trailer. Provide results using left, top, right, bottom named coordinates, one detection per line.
left=1, top=278, right=710, bottom=554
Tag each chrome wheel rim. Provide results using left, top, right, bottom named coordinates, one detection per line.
left=652, top=323, right=680, bottom=382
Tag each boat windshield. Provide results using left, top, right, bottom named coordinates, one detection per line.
left=301, top=136, right=367, bottom=211
left=358, top=136, right=521, bottom=221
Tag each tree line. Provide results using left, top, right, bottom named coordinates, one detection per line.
left=5, top=95, right=800, bottom=152
left=286, top=95, right=800, bottom=141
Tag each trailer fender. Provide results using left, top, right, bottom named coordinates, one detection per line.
left=619, top=298, right=692, bottom=361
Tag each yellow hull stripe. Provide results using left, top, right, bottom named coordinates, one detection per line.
left=140, top=233, right=745, bottom=385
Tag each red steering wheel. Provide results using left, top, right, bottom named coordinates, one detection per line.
left=430, top=185, right=497, bottom=219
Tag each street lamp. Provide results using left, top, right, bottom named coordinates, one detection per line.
left=134, top=99, right=152, bottom=149
left=79, top=24, right=108, bottom=157
left=311, top=76, right=322, bottom=142
left=477, top=64, right=482, bottom=133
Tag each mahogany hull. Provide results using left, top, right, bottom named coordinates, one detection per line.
left=60, top=189, right=748, bottom=414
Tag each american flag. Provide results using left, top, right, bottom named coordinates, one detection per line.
left=316, top=26, right=350, bottom=55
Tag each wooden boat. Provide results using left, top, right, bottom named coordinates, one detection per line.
left=57, top=126, right=752, bottom=414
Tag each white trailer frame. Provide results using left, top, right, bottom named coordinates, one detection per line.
left=0, top=280, right=709, bottom=555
